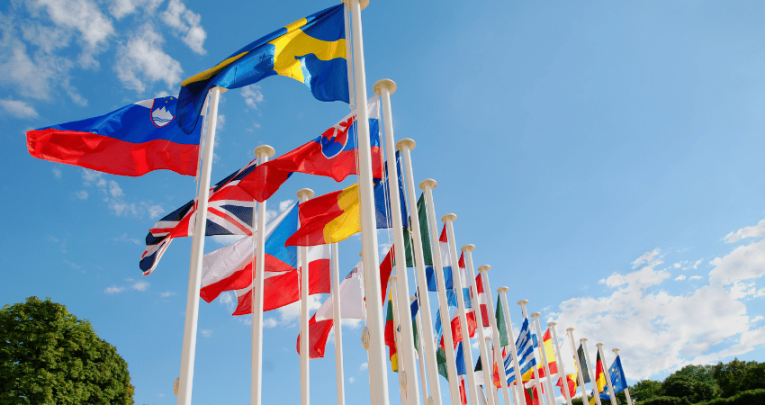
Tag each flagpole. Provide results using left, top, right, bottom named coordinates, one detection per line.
left=478, top=267, right=516, bottom=405
left=251, top=145, right=275, bottom=405
left=297, top=188, right=315, bottom=405
left=484, top=337, right=500, bottom=405
left=612, top=349, right=633, bottom=405
left=565, top=329, right=589, bottom=404
left=374, top=79, right=420, bottom=405
left=442, top=215, right=479, bottom=405
left=396, top=139, right=444, bottom=405
left=344, top=2, right=390, bottom=403
left=515, top=300, right=544, bottom=405
left=497, top=291, right=525, bottom=405
left=580, top=339, right=601, bottom=405
left=530, top=313, right=556, bottom=405
left=412, top=296, right=431, bottom=405
left=332, top=243, right=346, bottom=405
left=420, top=180, right=461, bottom=405
left=548, top=322, right=573, bottom=405
left=462, top=245, right=496, bottom=405
left=390, top=277, right=409, bottom=405
left=597, top=344, right=617, bottom=405
left=176, top=86, right=223, bottom=405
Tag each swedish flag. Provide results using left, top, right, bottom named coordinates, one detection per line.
left=177, top=4, right=349, bottom=133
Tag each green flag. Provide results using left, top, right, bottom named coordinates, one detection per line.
left=404, top=194, right=433, bottom=267
left=437, top=346, right=449, bottom=381
left=577, top=344, right=591, bottom=383
left=496, top=294, right=509, bottom=347
left=412, top=320, right=420, bottom=353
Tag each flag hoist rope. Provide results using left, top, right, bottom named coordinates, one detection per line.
left=443, top=215, right=479, bottom=405
left=478, top=266, right=516, bottom=405
left=396, top=139, right=444, bottom=405
left=374, top=79, right=420, bottom=405
left=296, top=188, right=314, bottom=405
left=176, top=85, right=224, bottom=405
left=252, top=145, right=275, bottom=405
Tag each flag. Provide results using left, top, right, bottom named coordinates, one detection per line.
left=458, top=253, right=472, bottom=309
left=199, top=202, right=298, bottom=302
left=475, top=273, right=491, bottom=328
left=404, top=193, right=432, bottom=267
left=27, top=96, right=203, bottom=176
left=578, top=344, right=591, bottom=383
left=516, top=318, right=539, bottom=383
left=474, top=353, right=486, bottom=386
left=524, top=385, right=543, bottom=405
left=437, top=346, right=448, bottom=380
left=438, top=307, right=477, bottom=350
left=536, top=328, right=559, bottom=378
left=600, top=355, right=628, bottom=400
left=385, top=288, right=399, bottom=372
left=231, top=244, right=331, bottom=314
left=477, top=385, right=489, bottom=405
left=556, top=372, right=579, bottom=399
left=176, top=4, right=349, bottom=134
left=456, top=342, right=468, bottom=405
left=140, top=159, right=257, bottom=275
left=495, top=294, right=509, bottom=347
left=411, top=296, right=420, bottom=353
left=238, top=97, right=384, bottom=202
left=314, top=260, right=364, bottom=321
left=592, top=350, right=607, bottom=397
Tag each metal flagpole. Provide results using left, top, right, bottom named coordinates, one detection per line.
left=176, top=86, right=223, bottom=405
left=515, top=300, right=543, bottom=405
left=478, top=267, right=516, bottom=405
left=442, top=216, right=479, bottom=405
left=344, top=2, right=390, bottom=403
left=549, top=322, right=573, bottom=405
left=597, top=344, right=617, bottom=405
left=390, top=277, right=409, bottom=405
left=612, top=349, right=633, bottom=405
left=412, top=296, right=430, bottom=405
left=566, top=329, right=589, bottom=404
left=297, top=188, right=315, bottom=405
left=396, top=139, right=443, bottom=405
left=580, top=339, right=601, bottom=405
left=332, top=243, right=346, bottom=405
left=462, top=245, right=496, bottom=405
left=252, top=145, right=275, bottom=405
left=374, top=79, right=420, bottom=405
left=484, top=337, right=500, bottom=405
left=530, top=313, right=556, bottom=405
left=420, top=180, right=461, bottom=405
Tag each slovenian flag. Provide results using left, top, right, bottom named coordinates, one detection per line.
left=27, top=96, right=202, bottom=177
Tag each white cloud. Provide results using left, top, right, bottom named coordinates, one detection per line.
left=632, top=249, right=660, bottom=268
left=105, top=286, right=125, bottom=294
left=709, top=239, right=765, bottom=286
left=241, top=85, right=264, bottom=110
left=160, top=0, right=206, bottom=54
left=108, top=180, right=123, bottom=197
left=690, top=275, right=702, bottom=280
left=200, top=329, right=212, bottom=338
left=675, top=275, right=686, bottom=281
left=52, top=168, right=62, bottom=179
left=279, top=199, right=295, bottom=212
left=115, top=23, right=183, bottom=93
left=275, top=295, right=323, bottom=327
left=30, top=0, right=114, bottom=49
left=132, top=280, right=149, bottom=291
left=114, top=233, right=140, bottom=244
left=263, top=318, right=279, bottom=328
left=359, top=362, right=368, bottom=371
left=0, top=98, right=39, bottom=119
left=160, top=291, right=175, bottom=298
left=348, top=377, right=356, bottom=384
left=219, top=291, right=236, bottom=311
left=216, top=114, right=225, bottom=132
left=148, top=204, right=165, bottom=219
left=108, top=0, right=163, bottom=19
left=211, top=235, right=246, bottom=246
left=724, top=220, right=765, bottom=243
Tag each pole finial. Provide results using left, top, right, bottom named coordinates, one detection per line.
left=461, top=244, right=475, bottom=252
left=296, top=188, right=314, bottom=201
left=531, top=312, right=541, bottom=318
left=254, top=145, right=275, bottom=159
left=566, top=327, right=575, bottom=332
left=477, top=265, right=491, bottom=272
left=498, top=286, right=509, bottom=293
left=389, top=275, right=397, bottom=283
left=596, top=343, right=604, bottom=347
left=419, top=179, right=437, bottom=191
left=518, top=299, right=529, bottom=306
left=580, top=338, right=588, bottom=342
left=548, top=321, right=557, bottom=327
left=343, top=0, right=369, bottom=10
left=373, top=79, right=397, bottom=96
left=441, top=213, right=457, bottom=223
left=396, top=138, right=416, bottom=152
left=410, top=296, right=416, bottom=302
left=612, top=348, right=620, bottom=354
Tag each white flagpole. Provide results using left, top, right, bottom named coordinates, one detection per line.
left=442, top=216, right=479, bottom=405
left=176, top=86, right=223, bottom=405
left=597, top=344, right=617, bottom=405
left=462, top=245, right=496, bottom=405
left=297, top=188, right=315, bottom=405
left=412, top=296, right=431, bottom=405
left=612, top=349, right=633, bottom=405
left=374, top=79, right=420, bottom=405
left=420, top=180, right=461, bottom=405
left=396, top=139, right=443, bottom=405
left=332, top=243, right=346, bottom=405
left=548, top=322, right=573, bottom=405
left=566, top=329, right=589, bottom=404
left=515, top=300, right=543, bottom=405
left=580, top=339, right=602, bottom=405
left=344, top=2, right=390, bottom=403
left=477, top=267, right=516, bottom=405
left=251, top=145, right=275, bottom=405
left=530, top=313, right=556, bottom=405
left=484, top=337, right=500, bottom=405
left=390, top=276, right=409, bottom=405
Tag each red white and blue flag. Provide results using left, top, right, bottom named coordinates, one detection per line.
left=238, top=97, right=383, bottom=202
left=139, top=159, right=257, bottom=275
left=27, top=96, right=203, bottom=177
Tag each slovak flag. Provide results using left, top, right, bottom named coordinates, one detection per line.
left=238, top=96, right=383, bottom=202
left=27, top=96, right=202, bottom=177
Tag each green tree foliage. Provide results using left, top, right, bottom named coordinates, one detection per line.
left=0, top=297, right=134, bottom=404
left=661, top=374, right=717, bottom=403
left=712, top=358, right=765, bottom=398
left=631, top=379, right=663, bottom=403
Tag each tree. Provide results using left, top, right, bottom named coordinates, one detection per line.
left=661, top=374, right=716, bottom=403
left=0, top=297, right=134, bottom=404
left=713, top=358, right=765, bottom=398
left=630, top=379, right=663, bottom=403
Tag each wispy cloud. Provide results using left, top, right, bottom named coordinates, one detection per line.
left=160, top=0, right=206, bottom=54
left=0, top=98, right=39, bottom=119
left=52, top=168, right=62, bottom=179
left=200, top=329, right=213, bottom=338
left=115, top=23, right=183, bottom=93
left=241, top=85, right=264, bottom=110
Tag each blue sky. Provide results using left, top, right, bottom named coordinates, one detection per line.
left=2, top=0, right=765, bottom=404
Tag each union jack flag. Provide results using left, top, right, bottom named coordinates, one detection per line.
left=140, top=159, right=258, bottom=275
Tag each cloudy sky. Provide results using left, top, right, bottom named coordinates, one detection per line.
left=1, top=0, right=764, bottom=404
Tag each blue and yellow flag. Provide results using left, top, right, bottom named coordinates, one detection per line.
left=177, top=4, right=349, bottom=133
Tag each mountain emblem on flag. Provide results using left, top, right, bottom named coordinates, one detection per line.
left=319, top=115, right=353, bottom=158
left=151, top=103, right=174, bottom=128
